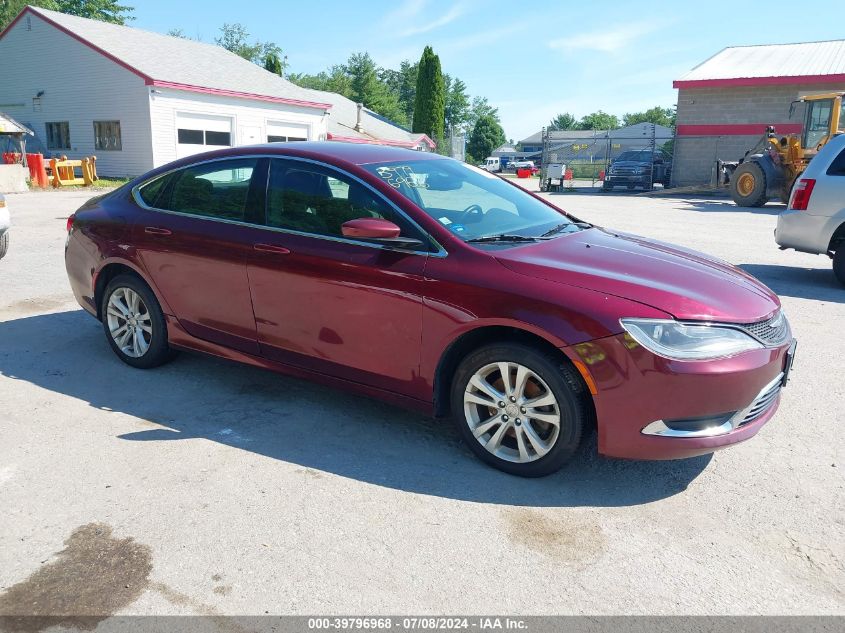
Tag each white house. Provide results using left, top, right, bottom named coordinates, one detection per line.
left=0, top=6, right=434, bottom=177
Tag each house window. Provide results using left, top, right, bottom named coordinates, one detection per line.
left=46, top=122, right=70, bottom=150
left=177, top=128, right=231, bottom=146
left=94, top=120, right=122, bottom=151
left=267, top=135, right=307, bottom=143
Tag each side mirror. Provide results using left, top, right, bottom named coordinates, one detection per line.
left=342, top=218, right=401, bottom=238
left=341, top=218, right=425, bottom=250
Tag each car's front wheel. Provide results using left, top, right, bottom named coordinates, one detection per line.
left=102, top=274, right=174, bottom=368
left=451, top=344, right=590, bottom=477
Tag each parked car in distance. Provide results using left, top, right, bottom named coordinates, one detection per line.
left=482, top=156, right=502, bottom=172
left=509, top=159, right=535, bottom=171
left=775, top=133, right=845, bottom=285
left=0, top=193, right=9, bottom=260
left=65, top=142, right=796, bottom=477
left=603, top=149, right=672, bottom=191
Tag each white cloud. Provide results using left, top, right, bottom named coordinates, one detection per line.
left=379, top=0, right=469, bottom=38
left=548, top=21, right=666, bottom=53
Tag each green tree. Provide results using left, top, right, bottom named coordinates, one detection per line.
left=55, top=0, right=132, bottom=23
left=549, top=113, right=577, bottom=130
left=215, top=23, right=281, bottom=66
left=412, top=45, right=445, bottom=141
left=466, top=96, right=498, bottom=131
left=444, top=76, right=471, bottom=134
left=622, top=106, right=675, bottom=128
left=346, top=53, right=403, bottom=123
left=577, top=110, right=619, bottom=130
left=167, top=27, right=188, bottom=38
left=466, top=114, right=506, bottom=163
left=288, top=65, right=352, bottom=97
left=264, top=51, right=284, bottom=76
left=2, top=0, right=133, bottom=29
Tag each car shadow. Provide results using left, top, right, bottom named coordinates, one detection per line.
left=0, top=310, right=712, bottom=508
left=672, top=199, right=784, bottom=215
left=740, top=263, right=844, bottom=303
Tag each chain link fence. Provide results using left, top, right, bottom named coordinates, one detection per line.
left=537, top=125, right=674, bottom=192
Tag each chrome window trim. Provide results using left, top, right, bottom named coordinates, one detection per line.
left=131, top=153, right=447, bottom=258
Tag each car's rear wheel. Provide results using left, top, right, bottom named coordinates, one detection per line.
left=833, top=247, right=845, bottom=286
left=102, top=274, right=173, bottom=368
left=450, top=344, right=589, bottom=477
left=0, top=232, right=8, bottom=260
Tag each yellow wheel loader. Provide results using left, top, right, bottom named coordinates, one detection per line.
left=726, top=92, right=844, bottom=207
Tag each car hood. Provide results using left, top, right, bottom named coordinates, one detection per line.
left=494, top=228, right=780, bottom=322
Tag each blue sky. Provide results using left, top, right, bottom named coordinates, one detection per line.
left=132, top=0, right=843, bottom=141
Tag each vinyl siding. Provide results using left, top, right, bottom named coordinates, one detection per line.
left=148, top=88, right=328, bottom=168
left=0, top=12, right=153, bottom=177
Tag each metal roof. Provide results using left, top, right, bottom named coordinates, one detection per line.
left=0, top=112, right=33, bottom=135
left=675, top=40, right=845, bottom=88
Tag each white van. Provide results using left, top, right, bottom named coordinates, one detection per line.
left=482, top=156, right=501, bottom=172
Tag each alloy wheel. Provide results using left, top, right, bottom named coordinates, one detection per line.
left=463, top=362, right=561, bottom=463
left=106, top=287, right=152, bottom=358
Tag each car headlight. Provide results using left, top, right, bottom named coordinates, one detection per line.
left=620, top=318, right=763, bottom=360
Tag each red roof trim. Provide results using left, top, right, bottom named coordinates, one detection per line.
left=0, top=7, right=152, bottom=83
left=149, top=81, right=332, bottom=110
left=328, top=133, right=436, bottom=149
left=1, top=7, right=332, bottom=111
left=674, top=74, right=845, bottom=89
left=677, top=123, right=803, bottom=136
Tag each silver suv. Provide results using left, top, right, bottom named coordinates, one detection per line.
left=775, top=133, right=845, bottom=285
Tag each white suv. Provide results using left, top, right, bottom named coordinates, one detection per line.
left=0, top=194, right=9, bottom=260
left=775, top=133, right=845, bottom=285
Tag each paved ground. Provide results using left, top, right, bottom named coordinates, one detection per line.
left=0, top=187, right=843, bottom=620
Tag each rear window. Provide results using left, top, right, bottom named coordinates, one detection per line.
left=827, top=142, right=845, bottom=176
left=137, top=175, right=170, bottom=207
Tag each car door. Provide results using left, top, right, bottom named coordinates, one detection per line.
left=246, top=158, right=431, bottom=399
left=132, top=157, right=266, bottom=355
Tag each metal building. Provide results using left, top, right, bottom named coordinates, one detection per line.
left=673, top=39, right=845, bottom=186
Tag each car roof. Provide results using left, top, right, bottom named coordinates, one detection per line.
left=230, top=141, right=447, bottom=166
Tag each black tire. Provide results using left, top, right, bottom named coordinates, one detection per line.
left=0, top=231, right=8, bottom=260
left=602, top=183, right=613, bottom=191
left=730, top=161, right=768, bottom=207
left=101, top=274, right=174, bottom=369
left=450, top=343, right=590, bottom=477
left=833, top=248, right=845, bottom=286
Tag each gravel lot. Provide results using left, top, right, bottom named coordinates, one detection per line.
left=0, top=186, right=843, bottom=619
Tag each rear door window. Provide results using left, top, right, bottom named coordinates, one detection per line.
left=154, top=158, right=261, bottom=222
left=827, top=144, right=845, bottom=176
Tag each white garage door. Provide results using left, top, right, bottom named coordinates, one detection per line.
left=176, top=112, right=233, bottom=159
left=266, top=121, right=310, bottom=143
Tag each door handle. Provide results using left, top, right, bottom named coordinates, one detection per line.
left=144, top=226, right=172, bottom=236
left=253, top=243, right=291, bottom=255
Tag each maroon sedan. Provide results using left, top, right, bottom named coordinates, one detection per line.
left=65, top=143, right=796, bottom=477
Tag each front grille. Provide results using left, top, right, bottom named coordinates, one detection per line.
left=738, top=311, right=791, bottom=346
left=736, top=377, right=782, bottom=427
left=612, top=167, right=640, bottom=176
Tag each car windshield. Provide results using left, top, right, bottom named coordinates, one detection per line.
left=615, top=151, right=654, bottom=162
left=363, top=159, right=580, bottom=242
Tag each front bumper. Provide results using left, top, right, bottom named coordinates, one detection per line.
left=605, top=174, right=650, bottom=185
left=570, top=332, right=793, bottom=460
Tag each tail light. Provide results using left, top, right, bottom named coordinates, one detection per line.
left=788, top=178, right=816, bottom=211
left=66, top=214, right=75, bottom=233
